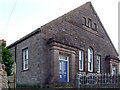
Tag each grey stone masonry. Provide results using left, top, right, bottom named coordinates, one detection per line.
left=7, top=2, right=119, bottom=87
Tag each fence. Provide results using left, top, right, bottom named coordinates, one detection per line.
left=76, top=73, right=120, bottom=88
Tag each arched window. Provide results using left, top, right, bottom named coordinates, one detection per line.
left=88, top=47, right=93, bottom=72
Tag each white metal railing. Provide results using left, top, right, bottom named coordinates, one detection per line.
left=76, top=73, right=120, bottom=88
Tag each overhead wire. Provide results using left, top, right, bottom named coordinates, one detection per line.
left=1, top=0, right=17, bottom=38
left=54, top=0, right=67, bottom=18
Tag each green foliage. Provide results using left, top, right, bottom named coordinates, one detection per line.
left=1, top=42, right=14, bottom=76
left=2, top=42, right=6, bottom=47
left=0, top=45, right=2, bottom=63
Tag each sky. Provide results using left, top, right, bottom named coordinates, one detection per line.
left=0, top=0, right=119, bottom=51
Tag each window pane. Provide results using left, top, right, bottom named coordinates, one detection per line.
left=23, top=51, right=25, bottom=60
left=88, top=18, right=92, bottom=27
left=25, top=60, right=28, bottom=69
left=94, top=23, right=97, bottom=30
left=65, top=56, right=67, bottom=60
left=79, top=51, right=81, bottom=60
left=97, top=55, right=100, bottom=73
left=88, top=49, right=90, bottom=62
left=112, top=66, right=116, bottom=75
left=82, top=17, right=86, bottom=25
left=88, top=48, right=93, bottom=72
left=26, top=55, right=28, bottom=59
left=23, top=48, right=28, bottom=70
left=24, top=50, right=27, bottom=55
left=90, top=54, right=92, bottom=62
left=59, top=55, right=68, bottom=61
left=80, top=60, right=82, bottom=69
left=59, top=55, right=62, bottom=59
left=97, top=59, right=99, bottom=71
left=59, top=61, right=62, bottom=70
left=26, top=50, right=28, bottom=59
left=25, top=55, right=27, bottom=59
left=26, top=50, right=28, bottom=55
left=79, top=50, right=84, bottom=70
left=90, top=62, right=91, bottom=70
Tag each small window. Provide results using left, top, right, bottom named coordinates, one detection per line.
left=79, top=50, right=84, bottom=71
left=88, top=48, right=93, bottom=72
left=23, top=48, right=28, bottom=70
left=93, top=23, right=97, bottom=30
left=88, top=18, right=92, bottom=28
left=112, top=66, right=116, bottom=75
left=82, top=17, right=86, bottom=25
left=97, top=55, right=101, bottom=73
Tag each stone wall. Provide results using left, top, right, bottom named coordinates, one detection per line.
left=0, top=40, right=8, bottom=88
left=0, top=64, right=8, bottom=89
left=9, top=32, right=42, bottom=85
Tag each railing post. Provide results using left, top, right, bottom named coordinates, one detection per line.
left=85, top=73, right=86, bottom=88
left=118, top=74, right=120, bottom=88
left=110, top=73, right=112, bottom=88
left=83, top=74, right=84, bottom=88
left=86, top=73, right=88, bottom=88
left=114, top=74, right=115, bottom=88
left=78, top=75, right=80, bottom=88
left=101, top=73, right=103, bottom=88
left=105, top=73, right=106, bottom=88
left=108, top=73, right=110, bottom=88
left=76, top=74, right=80, bottom=88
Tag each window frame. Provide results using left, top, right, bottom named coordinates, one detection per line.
left=88, top=18, right=92, bottom=28
left=82, top=17, right=86, bottom=25
left=79, top=50, right=84, bottom=71
left=97, top=55, right=101, bottom=73
left=93, top=23, right=97, bottom=30
left=22, top=48, right=29, bottom=71
left=88, top=47, right=93, bottom=72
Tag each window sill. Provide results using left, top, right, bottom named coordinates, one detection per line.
left=97, top=72, right=100, bottom=74
left=87, top=71, right=94, bottom=73
left=79, top=69, right=84, bottom=72
left=82, top=25, right=98, bottom=34
left=82, top=24, right=97, bottom=31
left=22, top=69, right=29, bottom=72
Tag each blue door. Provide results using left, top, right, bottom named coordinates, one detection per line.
left=59, top=55, right=68, bottom=82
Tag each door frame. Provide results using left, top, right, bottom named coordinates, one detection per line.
left=59, top=55, right=69, bottom=82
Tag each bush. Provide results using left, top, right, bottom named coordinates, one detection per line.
left=1, top=42, right=14, bottom=76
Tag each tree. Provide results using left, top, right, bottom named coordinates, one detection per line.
left=1, top=42, right=14, bottom=76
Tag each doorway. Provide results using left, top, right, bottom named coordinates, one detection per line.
left=59, top=55, right=69, bottom=82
